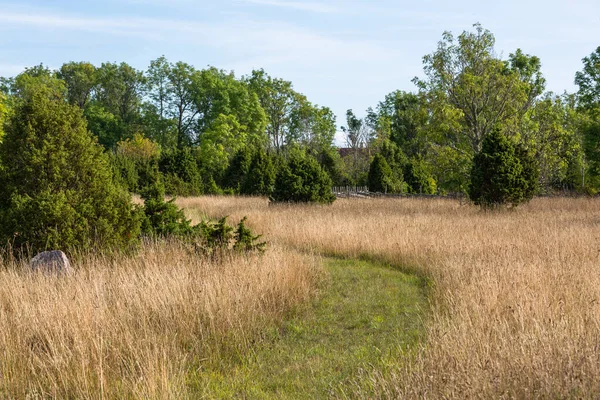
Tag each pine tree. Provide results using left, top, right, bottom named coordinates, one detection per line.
left=469, top=129, right=538, bottom=208
left=0, top=82, right=141, bottom=253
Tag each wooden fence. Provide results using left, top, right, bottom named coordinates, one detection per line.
left=332, top=186, right=466, bottom=200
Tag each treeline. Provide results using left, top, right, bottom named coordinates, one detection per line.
left=348, top=25, right=600, bottom=196
left=0, top=58, right=338, bottom=203
left=1, top=23, right=600, bottom=203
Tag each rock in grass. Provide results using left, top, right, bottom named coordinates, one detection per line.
left=30, top=250, right=73, bottom=274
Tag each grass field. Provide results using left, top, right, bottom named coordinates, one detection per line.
left=194, top=258, right=427, bottom=398
left=181, top=196, right=600, bottom=398
left=2, top=195, right=600, bottom=398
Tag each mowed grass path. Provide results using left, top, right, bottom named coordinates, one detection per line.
left=193, top=258, right=428, bottom=398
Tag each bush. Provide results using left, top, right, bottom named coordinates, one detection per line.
left=159, top=148, right=202, bottom=196
left=404, top=157, right=437, bottom=194
left=140, top=183, right=266, bottom=254
left=140, top=183, right=194, bottom=237
left=241, top=148, right=276, bottom=196
left=368, top=154, right=394, bottom=193
left=469, top=129, right=539, bottom=208
left=222, top=147, right=253, bottom=193
left=0, top=84, right=141, bottom=253
left=271, top=148, right=335, bottom=204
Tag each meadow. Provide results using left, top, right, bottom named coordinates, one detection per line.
left=182, top=196, right=600, bottom=398
left=2, top=196, right=600, bottom=398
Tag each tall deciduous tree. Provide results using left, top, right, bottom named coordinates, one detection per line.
left=415, top=24, right=539, bottom=192
left=575, top=46, right=600, bottom=113
left=245, top=69, right=298, bottom=153
left=57, top=62, right=97, bottom=109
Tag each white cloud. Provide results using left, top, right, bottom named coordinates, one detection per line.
left=0, top=9, right=399, bottom=71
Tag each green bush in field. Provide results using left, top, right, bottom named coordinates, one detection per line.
left=140, top=182, right=266, bottom=254
left=368, top=154, right=394, bottom=193
left=241, top=148, right=276, bottom=196
left=469, top=129, right=539, bottom=208
left=140, top=182, right=194, bottom=237
left=159, top=148, right=202, bottom=196
left=222, top=147, right=253, bottom=193
left=404, top=157, right=437, bottom=194
left=0, top=81, right=141, bottom=253
left=271, top=148, right=335, bottom=204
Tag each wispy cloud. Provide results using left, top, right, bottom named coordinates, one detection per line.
left=240, top=0, right=340, bottom=13
left=0, top=9, right=399, bottom=70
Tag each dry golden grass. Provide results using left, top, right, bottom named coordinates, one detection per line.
left=0, top=240, right=319, bottom=398
left=179, top=195, right=600, bottom=398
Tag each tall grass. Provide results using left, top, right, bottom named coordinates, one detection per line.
left=180, top=196, right=600, bottom=398
left=0, top=240, right=320, bottom=398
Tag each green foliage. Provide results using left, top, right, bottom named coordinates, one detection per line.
left=469, top=130, right=539, bottom=208
left=368, top=154, right=394, bottom=193
left=523, top=94, right=584, bottom=193
left=159, top=148, right=202, bottom=195
left=139, top=184, right=265, bottom=254
left=376, top=91, right=428, bottom=157
left=583, top=122, right=600, bottom=186
left=271, top=148, right=335, bottom=204
left=57, top=62, right=97, bottom=109
left=241, top=148, right=276, bottom=196
left=0, top=92, right=7, bottom=143
left=0, top=82, right=140, bottom=253
left=233, top=217, right=266, bottom=253
left=140, top=183, right=194, bottom=237
left=222, top=147, right=253, bottom=193
left=404, top=158, right=437, bottom=194
left=575, top=46, right=600, bottom=112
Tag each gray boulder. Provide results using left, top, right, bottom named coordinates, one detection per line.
left=30, top=250, right=73, bottom=274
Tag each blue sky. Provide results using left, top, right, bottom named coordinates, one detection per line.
left=1, top=0, right=599, bottom=143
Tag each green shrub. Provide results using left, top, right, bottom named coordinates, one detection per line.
left=368, top=154, right=394, bottom=193
left=234, top=217, right=266, bottom=253
left=140, top=183, right=265, bottom=254
left=140, top=183, right=194, bottom=237
left=469, top=129, right=539, bottom=208
left=159, top=148, right=202, bottom=195
left=0, top=84, right=140, bottom=253
left=404, top=157, right=437, bottom=194
left=271, top=148, right=335, bottom=204
left=222, top=147, right=253, bottom=193
left=241, top=148, right=276, bottom=196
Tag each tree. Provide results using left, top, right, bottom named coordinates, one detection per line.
left=469, top=130, right=538, bottom=208
left=368, top=154, right=394, bottom=193
left=241, top=148, right=276, bottom=196
left=57, top=62, right=97, bottom=109
left=0, top=80, right=140, bottom=253
left=159, top=147, right=202, bottom=196
left=271, top=148, right=335, bottom=204
left=92, top=62, right=145, bottom=148
left=245, top=69, right=298, bottom=152
left=575, top=46, right=600, bottom=113
left=415, top=24, right=538, bottom=193
left=523, top=94, right=583, bottom=192
left=375, top=91, right=428, bottom=157
left=144, top=56, right=177, bottom=149
left=0, top=92, right=7, bottom=143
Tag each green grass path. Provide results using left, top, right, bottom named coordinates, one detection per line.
left=194, top=258, right=428, bottom=398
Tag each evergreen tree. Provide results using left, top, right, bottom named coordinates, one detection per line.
left=0, top=82, right=140, bottom=253
left=241, top=148, right=276, bottom=196
left=469, top=130, right=539, bottom=208
left=271, top=148, right=335, bottom=204
left=368, top=154, right=394, bottom=193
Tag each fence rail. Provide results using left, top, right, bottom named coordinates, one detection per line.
left=331, top=186, right=466, bottom=200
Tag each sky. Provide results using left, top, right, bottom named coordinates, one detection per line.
left=1, top=0, right=599, bottom=144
